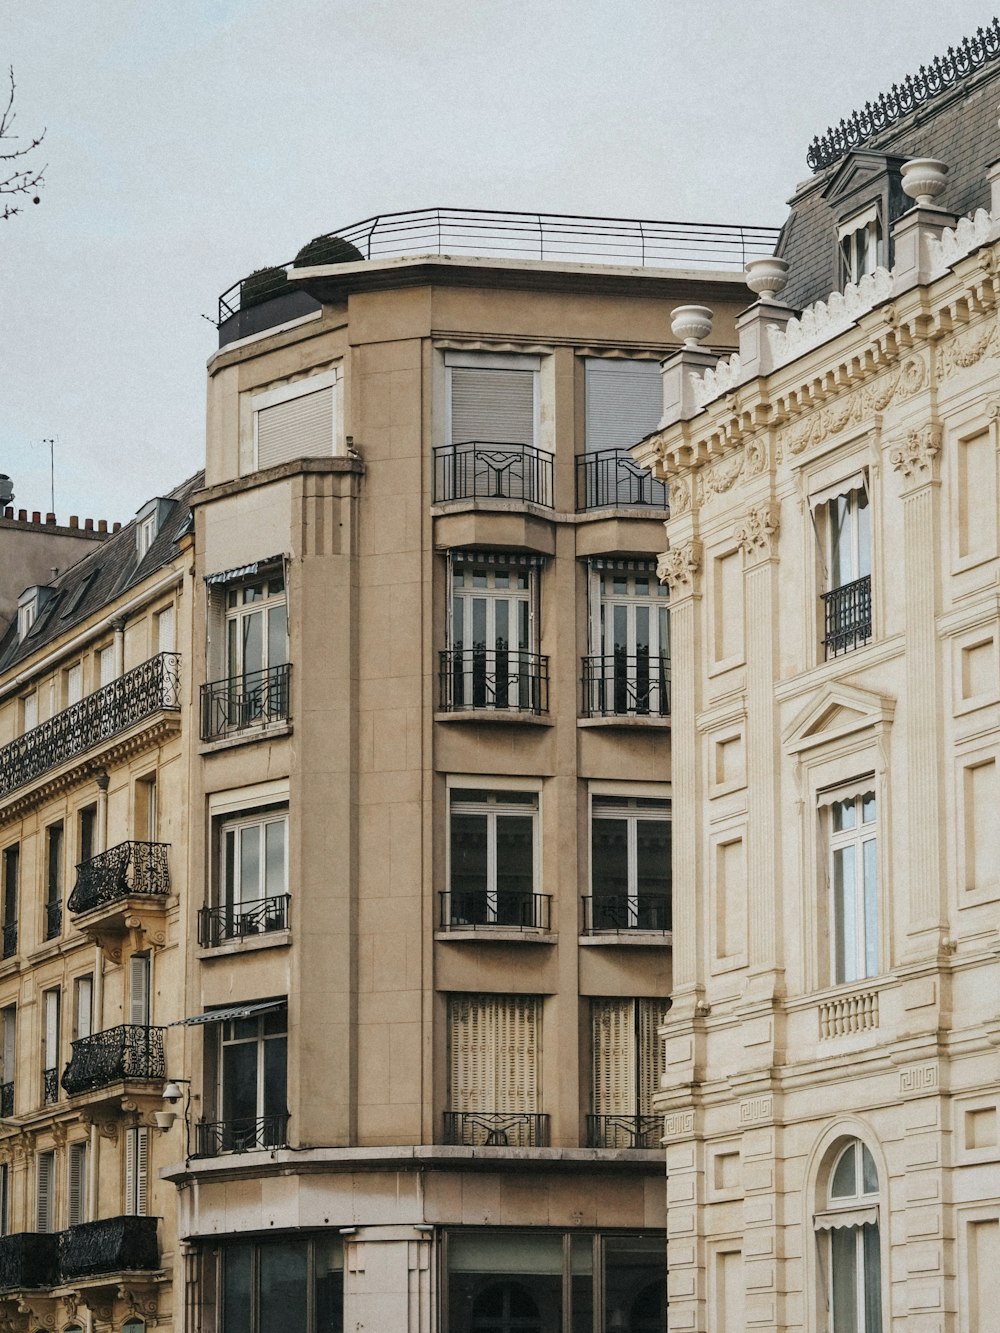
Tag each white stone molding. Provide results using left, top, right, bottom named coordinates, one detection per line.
left=735, top=502, right=780, bottom=561
left=928, top=207, right=994, bottom=280
left=694, top=351, right=742, bottom=407
left=778, top=355, right=927, bottom=459
left=657, top=540, right=702, bottom=592
left=889, top=423, right=942, bottom=482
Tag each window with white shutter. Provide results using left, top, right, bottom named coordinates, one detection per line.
left=36, top=1150, right=55, bottom=1232
left=0, top=1162, right=8, bottom=1236
left=125, top=1125, right=149, bottom=1216
left=252, top=371, right=342, bottom=472
left=584, top=359, right=662, bottom=454
left=447, top=994, right=542, bottom=1144
left=74, top=976, right=93, bottom=1041
left=68, top=1141, right=88, bottom=1226
left=43, top=988, right=60, bottom=1072
left=129, top=954, right=152, bottom=1027
left=589, top=998, right=668, bottom=1148
left=449, top=366, right=536, bottom=446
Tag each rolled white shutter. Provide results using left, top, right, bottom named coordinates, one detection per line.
left=450, top=368, right=534, bottom=445
left=449, top=995, right=537, bottom=1114
left=68, top=1142, right=88, bottom=1225
left=125, top=1126, right=148, bottom=1215
left=639, top=999, right=669, bottom=1113
left=129, top=955, right=151, bottom=1027
left=584, top=360, right=662, bottom=453
left=36, top=1151, right=54, bottom=1232
left=257, top=386, right=334, bottom=469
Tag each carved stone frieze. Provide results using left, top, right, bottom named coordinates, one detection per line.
left=669, top=472, right=693, bottom=516
left=889, top=424, right=942, bottom=481
left=736, top=503, right=780, bottom=562
left=935, top=313, right=1000, bottom=380
left=657, top=541, right=702, bottom=592
left=777, top=356, right=927, bottom=460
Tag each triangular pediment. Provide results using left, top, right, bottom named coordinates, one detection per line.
left=822, top=150, right=903, bottom=206
left=784, top=681, right=895, bottom=754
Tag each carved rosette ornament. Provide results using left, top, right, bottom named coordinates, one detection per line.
left=657, top=540, right=702, bottom=593
left=735, top=502, right=780, bottom=562
left=889, top=424, right=942, bottom=483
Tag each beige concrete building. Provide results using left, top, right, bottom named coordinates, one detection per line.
left=159, top=208, right=778, bottom=1332
left=636, top=24, right=1000, bottom=1333
left=0, top=478, right=197, bottom=1329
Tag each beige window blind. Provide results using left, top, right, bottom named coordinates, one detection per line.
left=256, top=385, right=334, bottom=469
left=591, top=998, right=668, bottom=1115
left=450, top=367, right=535, bottom=446
left=448, top=994, right=539, bottom=1113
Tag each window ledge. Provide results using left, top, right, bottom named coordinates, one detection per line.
left=435, top=928, right=557, bottom=944
left=434, top=710, right=552, bottom=726
left=199, top=721, right=293, bottom=754
left=579, top=931, right=672, bottom=947
left=197, top=930, right=291, bottom=960
left=575, top=505, right=669, bottom=520
left=577, top=715, right=669, bottom=729
left=431, top=498, right=554, bottom=519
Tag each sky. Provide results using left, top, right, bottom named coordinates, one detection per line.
left=2, top=0, right=997, bottom=523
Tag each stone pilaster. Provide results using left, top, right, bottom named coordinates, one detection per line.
left=664, top=1111, right=703, bottom=1331
left=343, top=1227, right=435, bottom=1332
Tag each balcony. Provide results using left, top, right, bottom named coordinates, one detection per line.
left=200, top=663, right=291, bottom=742
left=443, top=1111, right=549, bottom=1148
left=44, top=900, right=61, bottom=940
left=822, top=575, right=872, bottom=658
left=59, top=1215, right=159, bottom=1281
left=576, top=449, right=669, bottom=511
left=69, top=841, right=170, bottom=917
left=586, top=1114, right=661, bottom=1149
left=581, top=653, right=670, bottom=719
left=0, top=1232, right=59, bottom=1292
left=433, top=441, right=553, bottom=507
left=2, top=922, right=15, bottom=960
left=438, top=890, right=551, bottom=932
left=582, top=893, right=671, bottom=934
left=0, top=653, right=180, bottom=799
left=438, top=648, right=549, bottom=716
left=194, top=1113, right=289, bottom=1157
left=0, top=1081, right=12, bottom=1117
left=43, top=1067, right=58, bottom=1105
left=198, top=895, right=290, bottom=948
left=61, top=1025, right=166, bottom=1098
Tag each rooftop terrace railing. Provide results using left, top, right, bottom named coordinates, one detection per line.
left=218, top=206, right=781, bottom=322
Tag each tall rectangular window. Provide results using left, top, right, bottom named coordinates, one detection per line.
left=589, top=998, right=669, bottom=1147
left=36, top=1151, right=55, bottom=1233
left=68, top=1140, right=89, bottom=1226
left=838, top=206, right=883, bottom=286
left=78, top=805, right=97, bottom=867
left=97, top=644, right=115, bottom=688
left=22, top=691, right=37, bottom=733
left=1, top=845, right=18, bottom=960
left=588, top=796, right=671, bottom=932
left=253, top=371, right=342, bottom=471
left=584, top=561, right=670, bottom=717
left=0, top=1162, right=8, bottom=1237
left=42, top=988, right=60, bottom=1106
left=447, top=790, right=538, bottom=928
left=202, top=573, right=290, bottom=741
left=74, top=975, right=93, bottom=1041
left=45, top=822, right=64, bottom=940
left=579, top=359, right=667, bottom=510
left=0, top=1007, right=15, bottom=1117
left=128, top=953, right=152, bottom=1027
left=829, top=791, right=878, bottom=985
left=202, top=1006, right=288, bottom=1155
left=135, top=774, right=157, bottom=842
left=201, top=810, right=290, bottom=947
left=65, top=663, right=83, bottom=707
left=124, top=1125, right=149, bottom=1215
left=446, top=994, right=544, bottom=1146
left=818, top=481, right=872, bottom=658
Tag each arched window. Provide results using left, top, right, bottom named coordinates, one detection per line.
left=815, top=1139, right=882, bottom=1332
left=470, top=1280, right=543, bottom=1333
left=122, top=1321, right=145, bottom=1333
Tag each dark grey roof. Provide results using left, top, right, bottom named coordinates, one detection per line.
left=778, top=52, right=1000, bottom=312
left=0, top=471, right=202, bottom=674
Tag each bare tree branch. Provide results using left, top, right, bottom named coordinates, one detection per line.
left=0, top=68, right=46, bottom=220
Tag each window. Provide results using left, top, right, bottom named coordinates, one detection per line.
left=579, top=359, right=667, bottom=510
left=203, top=573, right=290, bottom=740
left=42, top=988, right=60, bottom=1106
left=838, top=205, right=884, bottom=287
left=211, top=1234, right=343, bottom=1333
left=136, top=511, right=157, bottom=560
left=828, top=790, right=878, bottom=985
left=22, top=691, right=37, bottom=733
left=1, top=845, right=17, bottom=959
left=201, top=810, right=289, bottom=947
left=0, top=1162, right=8, bottom=1236
left=815, top=1140, right=883, bottom=1332
left=16, top=601, right=35, bottom=641
left=124, top=1125, right=149, bottom=1215
left=446, top=994, right=544, bottom=1147
left=78, top=804, right=97, bottom=867
left=589, top=998, right=669, bottom=1148
left=129, top=953, right=151, bottom=1027
left=65, top=662, right=83, bottom=706
left=442, top=552, right=546, bottom=714
left=135, top=774, right=157, bottom=841
left=74, top=975, right=93, bottom=1040
left=816, top=480, right=872, bottom=658
left=584, top=561, right=670, bottom=717
left=36, top=1150, right=55, bottom=1233
left=201, top=1005, right=288, bottom=1155
left=588, top=796, right=671, bottom=932
left=97, top=644, right=115, bottom=688
left=45, top=822, right=63, bottom=939
left=156, top=604, right=176, bottom=654
left=252, top=370, right=343, bottom=472
left=0, top=1007, right=15, bottom=1116
left=445, top=789, right=542, bottom=929
left=68, top=1140, right=89, bottom=1226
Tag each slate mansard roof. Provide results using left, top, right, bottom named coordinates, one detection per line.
left=0, top=471, right=203, bottom=676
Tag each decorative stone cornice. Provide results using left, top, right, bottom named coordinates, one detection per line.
left=657, top=540, right=702, bottom=592
left=889, top=424, right=942, bottom=482
left=736, top=503, right=780, bottom=562
left=935, top=312, right=1000, bottom=380
left=777, top=355, right=927, bottom=460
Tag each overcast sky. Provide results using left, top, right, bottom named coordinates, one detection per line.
left=2, top=1, right=995, bottom=522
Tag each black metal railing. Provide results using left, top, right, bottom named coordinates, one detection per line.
left=582, top=893, right=672, bottom=933
left=200, top=662, right=291, bottom=741
left=582, top=653, right=670, bottom=718
left=586, top=1113, right=661, bottom=1149
left=576, top=449, right=669, bottom=511
left=198, top=895, right=291, bottom=948
left=439, top=648, right=549, bottom=715
left=433, top=441, right=553, bottom=506
left=43, top=1067, right=58, bottom=1105
left=0, top=1232, right=60, bottom=1292
left=439, top=890, right=551, bottom=931
left=443, top=1111, right=549, bottom=1148
left=61, top=1025, right=166, bottom=1096
left=0, top=1081, right=12, bottom=1117
left=822, top=575, right=872, bottom=658
left=59, top=1215, right=159, bottom=1280
left=1, top=922, right=16, bottom=959
left=69, top=840, right=170, bottom=916
left=0, top=653, right=181, bottom=798
left=194, top=1114, right=289, bottom=1157
left=44, top=900, right=61, bottom=940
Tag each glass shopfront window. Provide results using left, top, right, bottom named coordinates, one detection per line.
left=214, top=1233, right=342, bottom=1333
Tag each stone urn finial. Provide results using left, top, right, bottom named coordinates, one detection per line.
left=670, top=304, right=714, bottom=347
left=901, top=157, right=949, bottom=207
left=745, top=256, right=790, bottom=303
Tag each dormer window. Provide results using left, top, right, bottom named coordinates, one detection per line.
left=16, top=602, right=35, bottom=641
left=16, top=586, right=54, bottom=642
left=838, top=205, right=883, bottom=286
left=134, top=497, right=175, bottom=561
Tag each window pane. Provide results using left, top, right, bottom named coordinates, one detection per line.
left=259, top=1241, right=307, bottom=1331
left=592, top=817, right=628, bottom=898
left=267, top=603, right=288, bottom=669
left=830, top=1144, right=857, bottom=1199
left=833, top=848, right=857, bottom=984
left=315, top=1235, right=345, bottom=1333
left=222, top=1242, right=252, bottom=1333
left=239, top=827, right=261, bottom=901
left=242, top=610, right=263, bottom=677
left=832, top=798, right=856, bottom=833
left=829, top=495, right=851, bottom=588
left=861, top=793, right=876, bottom=825
left=636, top=819, right=671, bottom=898
left=831, top=1228, right=859, bottom=1333
left=571, top=1235, right=594, bottom=1333
left=862, top=1224, right=882, bottom=1332
left=495, top=815, right=533, bottom=902
left=222, top=1043, right=258, bottom=1124
left=603, top=1235, right=665, bottom=1333
left=861, top=1144, right=878, bottom=1195
left=448, top=1232, right=562, bottom=1333
left=451, top=814, right=488, bottom=898
left=863, top=837, right=878, bottom=977
left=264, top=821, right=286, bottom=896
left=263, top=1035, right=288, bottom=1121
left=857, top=490, right=871, bottom=578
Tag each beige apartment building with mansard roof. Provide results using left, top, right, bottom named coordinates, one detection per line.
left=156, top=208, right=777, bottom=1333
left=635, top=21, right=1000, bottom=1333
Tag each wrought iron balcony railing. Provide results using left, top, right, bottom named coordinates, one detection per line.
left=43, top=1067, right=58, bottom=1106
left=69, top=841, right=170, bottom=916
left=439, top=890, right=551, bottom=931
left=586, top=1113, right=661, bottom=1149
left=200, top=663, right=291, bottom=741
left=0, top=653, right=181, bottom=799
left=582, top=653, right=670, bottom=718
left=822, top=575, right=872, bottom=658
left=198, top=895, right=290, bottom=948
left=576, top=449, right=669, bottom=511
left=44, top=900, right=61, bottom=940
left=582, top=893, right=672, bottom=933
left=61, top=1025, right=166, bottom=1097
left=1, top=922, right=15, bottom=959
left=443, top=1111, right=549, bottom=1148
left=0, top=1081, right=13, bottom=1117
left=439, top=648, right=549, bottom=715
left=0, top=1232, right=60, bottom=1292
left=59, top=1215, right=159, bottom=1281
left=433, top=441, right=553, bottom=506
left=194, top=1114, right=289, bottom=1157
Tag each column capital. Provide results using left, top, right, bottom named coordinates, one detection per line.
left=657, top=539, right=702, bottom=594
left=889, top=423, right=942, bottom=488
left=735, top=501, right=780, bottom=564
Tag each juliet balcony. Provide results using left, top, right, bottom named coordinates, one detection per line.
left=576, top=449, right=669, bottom=512
left=198, top=894, right=291, bottom=949
left=0, top=653, right=181, bottom=801
left=443, top=1111, right=549, bottom=1148
left=194, top=1113, right=290, bottom=1157
left=581, top=653, right=670, bottom=720
left=438, top=890, right=552, bottom=933
left=59, top=1215, right=159, bottom=1281
left=433, top=441, right=553, bottom=507
left=61, top=1025, right=166, bottom=1102
left=582, top=893, right=672, bottom=934
left=200, top=663, right=291, bottom=742
left=0, top=1232, right=60, bottom=1292
left=68, top=841, right=170, bottom=943
left=586, top=1114, right=661, bottom=1149
left=822, top=575, right=872, bottom=658
left=438, top=648, right=549, bottom=716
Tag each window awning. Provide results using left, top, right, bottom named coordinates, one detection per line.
left=589, top=557, right=658, bottom=573
left=204, top=556, right=284, bottom=586
left=809, top=472, right=867, bottom=511
left=449, top=549, right=546, bottom=569
left=816, top=775, right=876, bottom=808
left=169, top=1001, right=284, bottom=1027
left=814, top=1205, right=878, bottom=1231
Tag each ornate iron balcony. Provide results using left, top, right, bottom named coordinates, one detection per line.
left=59, top=1215, right=159, bottom=1281
left=69, top=841, right=170, bottom=916
left=61, top=1025, right=166, bottom=1097
left=0, top=653, right=181, bottom=799
left=586, top=1113, right=661, bottom=1149
left=198, top=895, right=290, bottom=948
left=43, top=1067, right=58, bottom=1105
left=0, top=1081, right=13, bottom=1117
left=439, top=890, right=550, bottom=931
left=582, top=893, right=672, bottom=933
left=1, top=922, right=15, bottom=959
left=443, top=1111, right=549, bottom=1148
left=0, top=1232, right=59, bottom=1292
left=582, top=653, right=670, bottom=718
left=200, top=663, right=291, bottom=741
left=821, top=575, right=872, bottom=658
left=194, top=1114, right=289, bottom=1157
left=576, top=449, right=668, bottom=511
left=438, top=648, right=549, bottom=715
left=433, top=441, right=553, bottom=506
